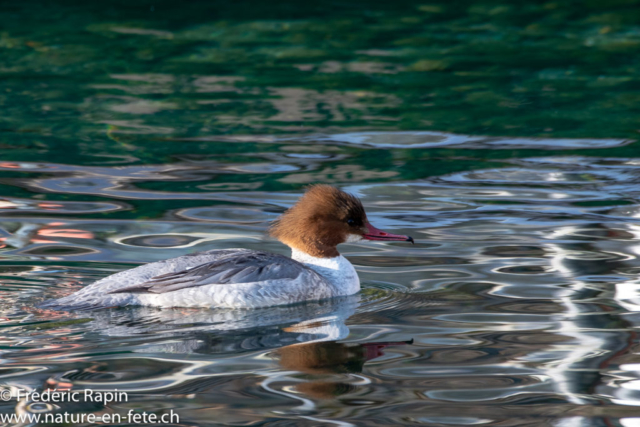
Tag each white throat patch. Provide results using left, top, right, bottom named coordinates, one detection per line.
left=345, top=233, right=363, bottom=243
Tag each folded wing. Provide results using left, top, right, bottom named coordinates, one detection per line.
left=108, top=250, right=325, bottom=294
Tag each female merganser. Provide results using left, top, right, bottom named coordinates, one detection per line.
left=39, top=185, right=413, bottom=310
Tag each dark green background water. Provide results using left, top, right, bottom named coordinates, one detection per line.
left=1, top=1, right=640, bottom=426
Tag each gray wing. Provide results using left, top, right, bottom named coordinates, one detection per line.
left=108, top=250, right=325, bottom=294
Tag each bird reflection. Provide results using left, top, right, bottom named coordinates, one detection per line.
left=79, top=295, right=360, bottom=352
left=80, top=295, right=412, bottom=378
left=16, top=295, right=413, bottom=424
left=274, top=339, right=412, bottom=399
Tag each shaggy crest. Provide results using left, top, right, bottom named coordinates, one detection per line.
left=270, top=185, right=367, bottom=258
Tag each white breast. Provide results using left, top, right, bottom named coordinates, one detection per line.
left=291, top=249, right=360, bottom=297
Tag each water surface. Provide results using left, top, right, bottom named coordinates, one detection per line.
left=2, top=1, right=640, bottom=426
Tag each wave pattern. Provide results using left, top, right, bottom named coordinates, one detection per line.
left=0, top=133, right=639, bottom=426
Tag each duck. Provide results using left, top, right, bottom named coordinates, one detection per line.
left=38, top=185, right=413, bottom=310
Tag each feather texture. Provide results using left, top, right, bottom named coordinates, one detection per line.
left=109, top=250, right=329, bottom=294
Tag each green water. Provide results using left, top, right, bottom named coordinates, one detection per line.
left=1, top=1, right=640, bottom=426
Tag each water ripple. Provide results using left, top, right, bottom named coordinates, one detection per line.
left=1, top=135, right=640, bottom=424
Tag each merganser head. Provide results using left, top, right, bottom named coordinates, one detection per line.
left=270, top=184, right=414, bottom=258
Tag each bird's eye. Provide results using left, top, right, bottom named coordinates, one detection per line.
left=347, top=218, right=356, bottom=226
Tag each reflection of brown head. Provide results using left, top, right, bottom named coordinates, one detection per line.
left=277, top=340, right=414, bottom=374
left=275, top=339, right=412, bottom=399
left=277, top=342, right=368, bottom=400
left=277, top=342, right=367, bottom=374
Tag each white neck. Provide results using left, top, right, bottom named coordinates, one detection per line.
left=291, top=248, right=360, bottom=296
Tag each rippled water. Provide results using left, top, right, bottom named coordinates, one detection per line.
left=3, top=1, right=640, bottom=426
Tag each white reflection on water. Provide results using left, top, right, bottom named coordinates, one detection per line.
left=306, top=132, right=632, bottom=149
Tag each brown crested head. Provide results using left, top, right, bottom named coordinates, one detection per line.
left=269, top=185, right=367, bottom=258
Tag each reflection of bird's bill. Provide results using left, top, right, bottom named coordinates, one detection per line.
left=361, top=339, right=414, bottom=361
